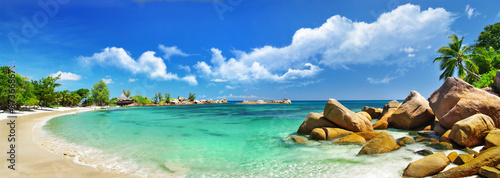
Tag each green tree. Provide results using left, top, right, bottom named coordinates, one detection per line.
left=91, top=79, right=110, bottom=106
left=473, top=22, right=500, bottom=50
left=164, top=92, right=171, bottom=103
left=74, top=88, right=90, bottom=106
left=130, top=95, right=153, bottom=104
left=32, top=75, right=61, bottom=107
left=434, top=34, right=480, bottom=82
left=152, top=92, right=163, bottom=104
left=473, top=46, right=500, bottom=73
left=58, top=90, right=70, bottom=106
left=122, top=89, right=131, bottom=97
left=0, top=66, right=38, bottom=109
left=188, top=92, right=196, bottom=101
left=69, top=91, right=82, bottom=106
left=110, top=97, right=117, bottom=106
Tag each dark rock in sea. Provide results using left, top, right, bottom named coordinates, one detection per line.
left=387, top=91, right=435, bottom=130
left=434, top=146, right=500, bottom=178
left=428, top=77, right=500, bottom=129
left=417, top=131, right=436, bottom=138
left=396, top=136, right=415, bottom=147
left=415, top=149, right=434, bottom=156
left=409, top=131, right=419, bottom=136
left=426, top=142, right=453, bottom=150
left=414, top=137, right=439, bottom=144
left=403, top=152, right=449, bottom=177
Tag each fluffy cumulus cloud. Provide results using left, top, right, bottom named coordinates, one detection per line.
left=49, top=71, right=81, bottom=81
left=102, top=78, right=114, bottom=84
left=80, top=47, right=197, bottom=85
left=194, top=4, right=453, bottom=83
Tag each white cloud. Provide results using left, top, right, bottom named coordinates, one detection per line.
left=195, top=48, right=323, bottom=82
left=80, top=47, right=197, bottom=85
left=49, top=71, right=81, bottom=81
left=367, top=76, right=396, bottom=84
left=128, top=78, right=138, bottom=82
left=225, top=85, right=235, bottom=89
left=158, top=45, right=188, bottom=59
left=278, top=79, right=324, bottom=89
left=465, top=5, right=480, bottom=19
left=211, top=79, right=227, bottom=82
left=178, top=65, right=191, bottom=72
left=194, top=4, right=453, bottom=83
left=102, top=78, right=114, bottom=84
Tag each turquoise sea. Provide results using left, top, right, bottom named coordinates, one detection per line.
left=42, top=101, right=458, bottom=177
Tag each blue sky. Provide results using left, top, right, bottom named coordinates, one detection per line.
left=1, top=0, right=500, bottom=100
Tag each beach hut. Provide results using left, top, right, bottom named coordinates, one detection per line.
left=117, top=93, right=134, bottom=106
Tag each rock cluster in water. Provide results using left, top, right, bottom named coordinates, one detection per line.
left=289, top=77, right=500, bottom=177
left=238, top=98, right=291, bottom=104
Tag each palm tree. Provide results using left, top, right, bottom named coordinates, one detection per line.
left=434, top=34, right=480, bottom=81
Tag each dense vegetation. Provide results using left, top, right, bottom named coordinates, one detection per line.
left=0, top=67, right=98, bottom=109
left=435, top=22, right=500, bottom=90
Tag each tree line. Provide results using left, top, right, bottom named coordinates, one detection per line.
left=113, top=90, right=196, bottom=105
left=0, top=67, right=112, bottom=110
left=434, top=22, right=500, bottom=90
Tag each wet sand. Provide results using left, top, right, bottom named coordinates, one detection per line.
left=0, top=108, right=137, bottom=178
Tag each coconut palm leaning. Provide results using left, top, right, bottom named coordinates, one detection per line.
left=434, top=34, right=480, bottom=82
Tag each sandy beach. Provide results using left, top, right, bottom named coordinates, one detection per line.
left=0, top=108, right=136, bottom=178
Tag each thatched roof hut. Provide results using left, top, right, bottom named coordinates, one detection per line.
left=117, top=93, right=134, bottom=106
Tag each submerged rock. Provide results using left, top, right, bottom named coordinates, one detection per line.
left=396, top=136, right=415, bottom=146
left=403, top=152, right=450, bottom=177
left=358, top=131, right=399, bottom=155
left=427, top=142, right=453, bottom=150
left=286, top=135, right=308, bottom=144
left=449, top=114, right=495, bottom=147
left=388, top=91, right=435, bottom=130
left=324, top=99, right=373, bottom=132
left=434, top=146, right=500, bottom=178
left=297, top=112, right=337, bottom=135
left=415, top=149, right=434, bottom=156
left=428, top=77, right=500, bottom=129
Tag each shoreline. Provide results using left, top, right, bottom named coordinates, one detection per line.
left=0, top=107, right=137, bottom=177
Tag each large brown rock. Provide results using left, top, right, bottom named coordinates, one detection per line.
left=362, top=106, right=382, bottom=119
left=388, top=91, right=435, bottom=130
left=403, top=152, right=450, bottom=177
left=449, top=114, right=495, bottom=147
left=334, top=133, right=366, bottom=144
left=434, top=122, right=448, bottom=137
left=355, top=131, right=381, bottom=141
left=485, top=129, right=500, bottom=149
left=297, top=112, right=337, bottom=134
left=358, top=131, right=400, bottom=155
left=324, top=99, right=373, bottom=132
left=428, top=77, right=500, bottom=129
left=372, top=100, right=401, bottom=130
left=434, top=146, right=500, bottom=178
left=357, top=111, right=372, bottom=121
left=310, top=128, right=327, bottom=140
left=323, top=127, right=352, bottom=140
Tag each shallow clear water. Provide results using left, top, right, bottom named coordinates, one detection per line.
left=43, top=101, right=456, bottom=177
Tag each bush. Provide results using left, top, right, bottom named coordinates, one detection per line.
left=473, top=68, right=498, bottom=89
